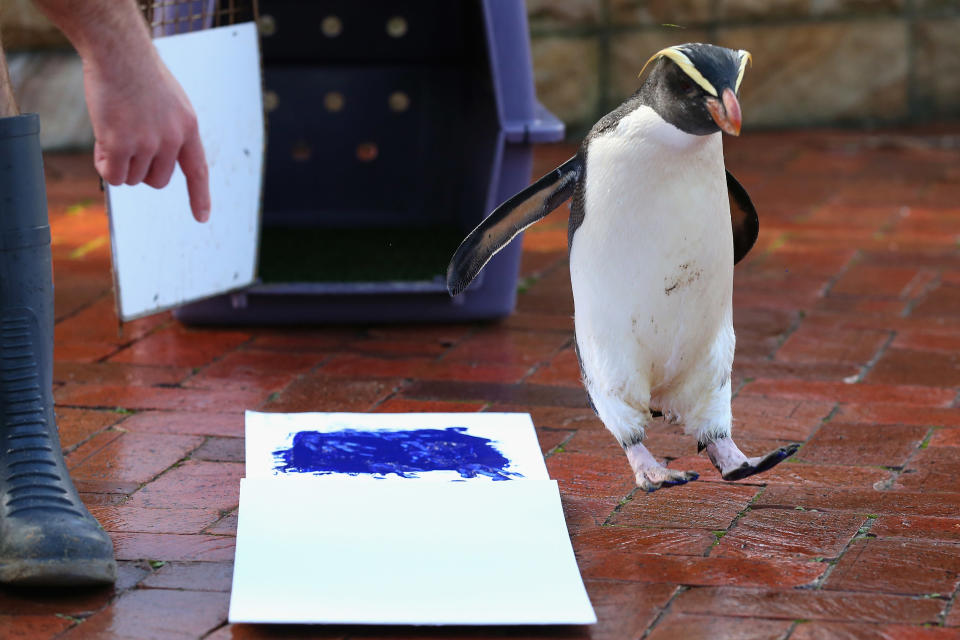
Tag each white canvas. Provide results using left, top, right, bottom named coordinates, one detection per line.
left=244, top=411, right=550, bottom=483
left=107, top=23, right=263, bottom=320
left=230, top=411, right=595, bottom=626
left=228, top=477, right=597, bottom=625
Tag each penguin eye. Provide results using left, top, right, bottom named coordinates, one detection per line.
left=676, top=76, right=697, bottom=97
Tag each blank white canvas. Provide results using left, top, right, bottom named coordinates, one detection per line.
left=244, top=411, right=550, bottom=482
left=107, top=23, right=263, bottom=320
left=228, top=477, right=596, bottom=625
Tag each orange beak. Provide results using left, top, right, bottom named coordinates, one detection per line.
left=706, top=87, right=742, bottom=136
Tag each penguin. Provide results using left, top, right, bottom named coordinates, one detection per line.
left=447, top=43, right=800, bottom=492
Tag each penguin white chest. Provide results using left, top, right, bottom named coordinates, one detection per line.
left=569, top=106, right=734, bottom=396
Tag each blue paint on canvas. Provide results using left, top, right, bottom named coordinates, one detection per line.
left=273, top=427, right=523, bottom=480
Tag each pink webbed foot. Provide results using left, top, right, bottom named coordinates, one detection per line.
left=702, top=437, right=799, bottom=481
left=626, top=441, right=699, bottom=492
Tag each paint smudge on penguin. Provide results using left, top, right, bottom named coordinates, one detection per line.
left=273, top=427, right=522, bottom=480
left=664, top=262, right=703, bottom=295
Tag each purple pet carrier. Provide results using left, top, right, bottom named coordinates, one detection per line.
left=148, top=0, right=563, bottom=324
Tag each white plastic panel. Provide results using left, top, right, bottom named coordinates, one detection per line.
left=108, top=22, right=263, bottom=321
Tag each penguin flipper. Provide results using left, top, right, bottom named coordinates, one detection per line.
left=446, top=156, right=582, bottom=296
left=727, top=170, right=759, bottom=264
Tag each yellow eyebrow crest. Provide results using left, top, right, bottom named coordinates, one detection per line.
left=637, top=46, right=718, bottom=97
left=736, top=50, right=752, bottom=92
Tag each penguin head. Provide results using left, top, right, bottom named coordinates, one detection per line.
left=638, top=43, right=751, bottom=137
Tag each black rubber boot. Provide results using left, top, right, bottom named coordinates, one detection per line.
left=0, top=114, right=116, bottom=586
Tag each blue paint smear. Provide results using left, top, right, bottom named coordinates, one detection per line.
left=272, top=427, right=523, bottom=481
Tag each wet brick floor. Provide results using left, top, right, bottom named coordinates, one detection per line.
left=4, top=128, right=960, bottom=638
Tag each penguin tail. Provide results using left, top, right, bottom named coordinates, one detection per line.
left=446, top=155, right=582, bottom=297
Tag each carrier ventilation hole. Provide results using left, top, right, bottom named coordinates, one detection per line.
left=324, top=92, right=345, bottom=112
left=356, top=143, right=379, bottom=163
left=386, top=16, right=407, bottom=38
left=321, top=15, right=343, bottom=38
left=388, top=91, right=410, bottom=112
left=292, top=141, right=312, bottom=162
left=258, top=14, right=276, bottom=37
left=264, top=90, right=279, bottom=113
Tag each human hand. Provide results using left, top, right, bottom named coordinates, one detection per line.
left=82, top=44, right=210, bottom=222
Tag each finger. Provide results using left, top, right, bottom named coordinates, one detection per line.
left=143, top=147, right=178, bottom=189
left=125, top=151, right=155, bottom=186
left=94, top=140, right=132, bottom=186
left=178, top=130, right=210, bottom=222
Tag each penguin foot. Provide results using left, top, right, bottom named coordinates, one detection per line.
left=625, top=440, right=698, bottom=492
left=720, top=443, right=800, bottom=481
left=636, top=467, right=700, bottom=493
left=703, top=437, right=800, bottom=481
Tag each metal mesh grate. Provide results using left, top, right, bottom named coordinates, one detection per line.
left=140, top=0, right=258, bottom=36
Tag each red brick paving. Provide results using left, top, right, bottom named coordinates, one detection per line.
left=671, top=586, right=944, bottom=624
left=796, top=422, right=928, bottom=466
left=790, top=623, right=960, bottom=639
left=5, top=130, right=960, bottom=637
left=645, top=613, right=792, bottom=640
left=609, top=483, right=760, bottom=530
left=711, top=509, right=866, bottom=561
left=0, top=614, right=73, bottom=638
left=825, top=538, right=960, bottom=595
left=56, top=589, right=229, bottom=639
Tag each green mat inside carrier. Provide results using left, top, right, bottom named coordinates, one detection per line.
left=257, top=227, right=466, bottom=283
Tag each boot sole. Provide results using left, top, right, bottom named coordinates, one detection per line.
left=0, top=557, right=116, bottom=587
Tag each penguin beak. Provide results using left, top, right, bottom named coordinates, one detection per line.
left=706, top=88, right=742, bottom=136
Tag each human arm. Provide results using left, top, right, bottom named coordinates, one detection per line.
left=31, top=0, right=210, bottom=222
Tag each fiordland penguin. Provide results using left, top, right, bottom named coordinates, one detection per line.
left=447, top=43, right=800, bottom=492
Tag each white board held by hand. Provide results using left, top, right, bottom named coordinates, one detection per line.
left=107, top=23, right=263, bottom=320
